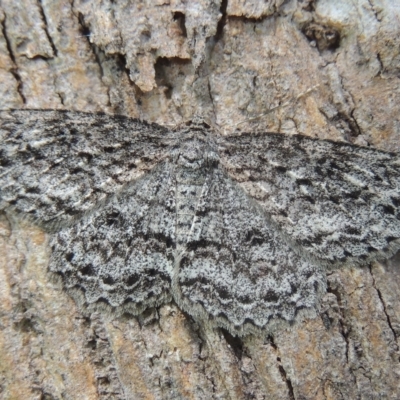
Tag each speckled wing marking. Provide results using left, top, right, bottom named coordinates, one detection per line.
left=0, top=109, right=173, bottom=228
left=218, top=133, right=400, bottom=266
left=174, top=168, right=325, bottom=335
left=49, top=163, right=176, bottom=314
left=1, top=109, right=400, bottom=336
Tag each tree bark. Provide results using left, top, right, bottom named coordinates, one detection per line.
left=1, top=0, right=400, bottom=399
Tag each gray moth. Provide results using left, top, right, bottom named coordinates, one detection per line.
left=1, top=109, right=400, bottom=336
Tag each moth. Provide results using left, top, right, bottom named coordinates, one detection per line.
left=1, top=109, right=399, bottom=336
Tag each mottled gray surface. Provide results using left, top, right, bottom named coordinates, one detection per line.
left=219, top=132, right=400, bottom=266
left=1, top=109, right=400, bottom=337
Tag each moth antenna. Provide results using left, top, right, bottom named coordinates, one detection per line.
left=231, top=84, right=320, bottom=130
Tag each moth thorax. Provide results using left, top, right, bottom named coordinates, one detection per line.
left=176, top=137, right=219, bottom=170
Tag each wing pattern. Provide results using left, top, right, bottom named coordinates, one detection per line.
left=174, top=169, right=325, bottom=335
left=1, top=109, right=399, bottom=336
left=0, top=109, right=173, bottom=228
left=49, top=163, right=176, bottom=314
left=218, top=133, right=400, bottom=266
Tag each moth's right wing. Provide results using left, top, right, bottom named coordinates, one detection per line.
left=0, top=109, right=174, bottom=228
left=174, top=169, right=325, bottom=336
left=218, top=132, right=400, bottom=267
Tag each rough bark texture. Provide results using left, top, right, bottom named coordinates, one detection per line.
left=1, top=0, right=400, bottom=399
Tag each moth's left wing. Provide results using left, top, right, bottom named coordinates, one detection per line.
left=0, top=109, right=174, bottom=228
left=49, top=163, right=176, bottom=314
left=218, top=132, right=400, bottom=266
